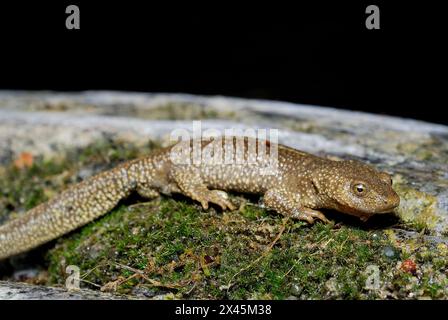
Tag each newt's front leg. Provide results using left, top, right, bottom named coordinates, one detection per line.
left=263, top=189, right=330, bottom=224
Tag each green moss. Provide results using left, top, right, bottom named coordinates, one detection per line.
left=44, top=199, right=448, bottom=299
left=1, top=139, right=447, bottom=299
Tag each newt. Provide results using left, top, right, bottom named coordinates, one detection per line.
left=0, top=137, right=400, bottom=260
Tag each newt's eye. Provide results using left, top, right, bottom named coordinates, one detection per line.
left=353, top=183, right=367, bottom=196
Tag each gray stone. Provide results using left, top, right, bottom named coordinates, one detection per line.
left=0, top=280, right=134, bottom=300
left=1, top=91, right=447, bottom=237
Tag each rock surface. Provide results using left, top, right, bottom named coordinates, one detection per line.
left=0, top=91, right=447, bottom=299
left=0, top=280, right=135, bottom=300
left=1, top=91, right=447, bottom=234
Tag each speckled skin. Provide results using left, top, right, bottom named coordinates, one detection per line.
left=0, top=137, right=400, bottom=259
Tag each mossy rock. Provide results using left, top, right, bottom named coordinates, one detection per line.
left=392, top=175, right=448, bottom=235
left=1, top=139, right=447, bottom=299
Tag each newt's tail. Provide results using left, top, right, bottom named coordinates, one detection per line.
left=0, top=164, right=135, bottom=260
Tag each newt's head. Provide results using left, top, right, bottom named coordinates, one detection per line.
left=313, top=160, right=400, bottom=221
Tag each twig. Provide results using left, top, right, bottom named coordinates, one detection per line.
left=225, top=217, right=289, bottom=291
left=112, top=262, right=183, bottom=290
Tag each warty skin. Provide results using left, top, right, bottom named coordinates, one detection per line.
left=0, top=137, right=400, bottom=259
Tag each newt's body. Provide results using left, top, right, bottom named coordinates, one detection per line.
left=0, top=137, right=400, bottom=260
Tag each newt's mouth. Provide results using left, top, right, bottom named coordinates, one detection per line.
left=346, top=193, right=401, bottom=216
left=335, top=201, right=399, bottom=219
left=377, top=193, right=401, bottom=213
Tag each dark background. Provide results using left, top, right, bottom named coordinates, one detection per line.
left=0, top=1, right=445, bottom=124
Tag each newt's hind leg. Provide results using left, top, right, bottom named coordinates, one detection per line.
left=171, top=166, right=235, bottom=211
left=136, top=185, right=160, bottom=199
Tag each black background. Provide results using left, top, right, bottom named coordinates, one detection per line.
left=0, top=299, right=438, bottom=318
left=0, top=1, right=445, bottom=124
